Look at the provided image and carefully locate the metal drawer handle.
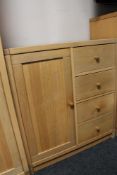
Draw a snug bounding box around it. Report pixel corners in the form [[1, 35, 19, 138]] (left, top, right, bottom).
[[96, 83, 101, 90], [96, 126, 100, 133], [94, 57, 100, 63]]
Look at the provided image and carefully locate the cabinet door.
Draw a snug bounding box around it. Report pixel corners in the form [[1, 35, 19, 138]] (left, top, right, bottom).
[[0, 75, 24, 175], [11, 49, 76, 166]]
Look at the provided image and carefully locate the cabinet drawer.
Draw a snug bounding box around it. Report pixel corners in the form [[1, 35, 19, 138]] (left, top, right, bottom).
[[78, 114, 113, 144], [75, 69, 115, 100], [77, 93, 115, 123], [73, 44, 115, 74]]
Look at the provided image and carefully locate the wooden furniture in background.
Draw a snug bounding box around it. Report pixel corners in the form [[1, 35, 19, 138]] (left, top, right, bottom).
[[0, 38, 28, 175], [4, 39, 116, 173], [90, 12, 117, 39]]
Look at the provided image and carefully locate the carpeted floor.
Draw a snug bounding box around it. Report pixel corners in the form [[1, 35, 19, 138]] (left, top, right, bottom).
[[35, 137, 117, 175]]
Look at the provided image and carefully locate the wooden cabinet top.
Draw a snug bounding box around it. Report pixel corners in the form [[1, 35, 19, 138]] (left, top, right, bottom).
[[4, 39, 116, 56]]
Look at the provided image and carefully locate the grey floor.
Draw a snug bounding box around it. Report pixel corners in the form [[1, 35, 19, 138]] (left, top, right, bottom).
[[35, 137, 117, 175]]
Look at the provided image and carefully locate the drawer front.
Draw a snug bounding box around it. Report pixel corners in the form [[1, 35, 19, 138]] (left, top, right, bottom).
[[78, 114, 113, 144], [75, 69, 115, 100], [73, 44, 115, 74], [77, 93, 115, 123]]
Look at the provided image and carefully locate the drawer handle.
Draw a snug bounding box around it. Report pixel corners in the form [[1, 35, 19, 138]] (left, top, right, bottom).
[[68, 101, 74, 108], [94, 57, 100, 63], [96, 83, 101, 90], [96, 106, 101, 112], [96, 126, 100, 133]]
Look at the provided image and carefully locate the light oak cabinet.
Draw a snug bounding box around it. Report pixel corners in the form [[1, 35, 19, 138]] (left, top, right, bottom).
[[4, 39, 116, 173], [0, 39, 28, 175], [6, 49, 76, 169], [72, 42, 116, 146]]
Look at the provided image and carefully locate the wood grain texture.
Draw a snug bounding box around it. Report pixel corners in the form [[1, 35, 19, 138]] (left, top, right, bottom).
[[5, 55, 32, 174], [90, 12, 117, 39], [77, 93, 115, 124], [72, 42, 116, 145], [115, 43, 117, 130], [4, 39, 117, 172], [0, 38, 28, 175], [75, 69, 115, 101], [73, 44, 115, 74], [11, 49, 70, 65], [70, 48, 79, 145], [11, 50, 76, 167], [4, 39, 116, 55], [0, 75, 23, 175]]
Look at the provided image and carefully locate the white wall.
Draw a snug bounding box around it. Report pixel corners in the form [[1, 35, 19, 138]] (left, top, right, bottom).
[[0, 0, 96, 48]]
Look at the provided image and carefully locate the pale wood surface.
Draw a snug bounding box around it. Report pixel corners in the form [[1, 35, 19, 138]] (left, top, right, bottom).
[[11, 49, 70, 65], [78, 114, 113, 144], [0, 169, 25, 175], [115, 43, 117, 130], [75, 39, 116, 47], [0, 38, 28, 175], [70, 48, 79, 145], [73, 44, 115, 74], [77, 93, 115, 124], [90, 12, 117, 39], [4, 39, 116, 172], [72, 42, 116, 147], [75, 69, 115, 101], [4, 39, 116, 55], [0, 76, 24, 175], [10, 49, 76, 167], [5, 55, 33, 174]]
